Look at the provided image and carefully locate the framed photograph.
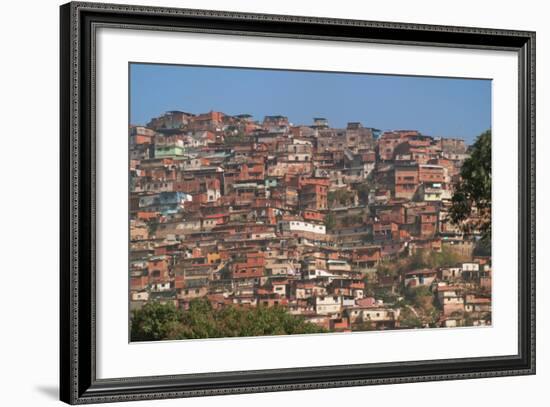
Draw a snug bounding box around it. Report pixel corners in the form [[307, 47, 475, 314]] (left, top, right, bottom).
[[60, 1, 535, 404]]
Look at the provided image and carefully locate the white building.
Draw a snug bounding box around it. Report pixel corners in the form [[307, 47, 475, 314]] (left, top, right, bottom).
[[279, 220, 326, 235], [315, 296, 342, 315]]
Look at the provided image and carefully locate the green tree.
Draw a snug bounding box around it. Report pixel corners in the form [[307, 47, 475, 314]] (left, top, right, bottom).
[[403, 286, 438, 325], [324, 212, 336, 231], [401, 248, 462, 273], [176, 297, 220, 339], [473, 237, 491, 257], [131, 299, 327, 341], [376, 260, 397, 278], [449, 130, 492, 241], [355, 182, 370, 204], [399, 306, 423, 329], [130, 301, 183, 341], [328, 189, 355, 208]]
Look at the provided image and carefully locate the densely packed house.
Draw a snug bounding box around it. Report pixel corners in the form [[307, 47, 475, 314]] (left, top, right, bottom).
[[129, 110, 492, 332]]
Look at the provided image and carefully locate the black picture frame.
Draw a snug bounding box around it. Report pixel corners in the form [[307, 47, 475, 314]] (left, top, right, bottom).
[[60, 1, 536, 404]]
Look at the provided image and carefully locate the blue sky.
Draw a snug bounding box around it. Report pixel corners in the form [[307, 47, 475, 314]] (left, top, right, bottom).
[[130, 63, 491, 144]]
